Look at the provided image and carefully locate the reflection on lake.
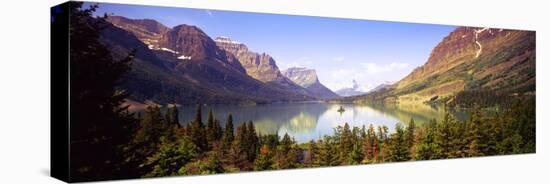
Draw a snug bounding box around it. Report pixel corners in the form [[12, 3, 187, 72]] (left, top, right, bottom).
[[175, 102, 468, 143]]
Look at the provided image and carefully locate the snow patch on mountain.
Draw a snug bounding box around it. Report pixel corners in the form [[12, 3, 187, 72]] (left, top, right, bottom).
[[177, 55, 192, 60], [160, 47, 179, 54], [214, 36, 241, 45], [474, 27, 489, 58]]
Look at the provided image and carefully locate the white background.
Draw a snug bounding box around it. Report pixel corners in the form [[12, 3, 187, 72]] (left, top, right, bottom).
[[0, 0, 548, 183]]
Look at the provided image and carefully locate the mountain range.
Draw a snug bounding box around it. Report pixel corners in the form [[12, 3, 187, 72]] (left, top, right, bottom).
[[100, 16, 535, 106], [102, 16, 338, 104]]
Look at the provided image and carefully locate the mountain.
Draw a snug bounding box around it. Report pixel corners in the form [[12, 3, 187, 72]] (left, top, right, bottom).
[[106, 16, 169, 41], [103, 16, 315, 104], [335, 80, 367, 97], [214, 36, 283, 82], [336, 27, 535, 105], [282, 67, 339, 99], [367, 81, 394, 93], [214, 36, 313, 97]]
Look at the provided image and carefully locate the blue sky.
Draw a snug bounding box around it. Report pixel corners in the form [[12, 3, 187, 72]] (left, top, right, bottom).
[[88, 2, 456, 92]]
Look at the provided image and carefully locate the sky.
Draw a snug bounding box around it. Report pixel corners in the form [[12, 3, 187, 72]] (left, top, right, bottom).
[[87, 2, 456, 92]]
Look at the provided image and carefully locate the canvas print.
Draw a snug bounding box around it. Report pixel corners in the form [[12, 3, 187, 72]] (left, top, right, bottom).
[[51, 1, 536, 182]]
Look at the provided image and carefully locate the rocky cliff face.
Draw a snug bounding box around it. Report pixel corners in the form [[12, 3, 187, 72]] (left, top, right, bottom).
[[214, 36, 314, 98], [282, 67, 338, 99], [157, 26, 246, 72], [214, 36, 286, 83]]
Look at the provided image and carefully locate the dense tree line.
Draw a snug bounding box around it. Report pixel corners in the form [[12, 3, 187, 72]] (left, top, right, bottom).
[[120, 99, 535, 177], [448, 90, 534, 109]]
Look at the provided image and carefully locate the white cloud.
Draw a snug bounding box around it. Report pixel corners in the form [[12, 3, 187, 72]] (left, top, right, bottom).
[[361, 62, 409, 75], [325, 69, 369, 91], [323, 63, 408, 92]]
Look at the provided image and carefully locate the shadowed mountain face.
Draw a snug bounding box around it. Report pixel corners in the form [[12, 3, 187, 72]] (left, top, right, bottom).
[[282, 67, 339, 99], [335, 27, 535, 105], [158, 26, 246, 73], [103, 16, 316, 104]]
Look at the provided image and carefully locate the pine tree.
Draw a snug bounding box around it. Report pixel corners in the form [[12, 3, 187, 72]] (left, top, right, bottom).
[[388, 124, 410, 162], [304, 140, 319, 167], [435, 113, 454, 158], [415, 119, 442, 160], [238, 123, 249, 158], [376, 125, 389, 162], [188, 104, 207, 151], [206, 109, 216, 144], [362, 124, 377, 163], [254, 145, 274, 171], [213, 119, 222, 141], [259, 134, 279, 150], [316, 136, 340, 166], [145, 138, 197, 177], [466, 106, 484, 157], [164, 104, 180, 129], [125, 106, 166, 176], [348, 143, 364, 165], [231, 123, 251, 169], [276, 133, 298, 169], [65, 2, 137, 180], [378, 125, 389, 141], [371, 135, 380, 162], [177, 151, 224, 175], [406, 118, 416, 151], [339, 123, 354, 163], [222, 114, 234, 149], [247, 121, 259, 162]]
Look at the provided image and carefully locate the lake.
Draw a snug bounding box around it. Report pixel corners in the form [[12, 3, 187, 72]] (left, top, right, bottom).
[[174, 102, 469, 143]]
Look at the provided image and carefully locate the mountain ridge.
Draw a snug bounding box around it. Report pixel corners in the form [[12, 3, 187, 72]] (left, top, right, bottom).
[[331, 26, 535, 106], [103, 16, 317, 104]]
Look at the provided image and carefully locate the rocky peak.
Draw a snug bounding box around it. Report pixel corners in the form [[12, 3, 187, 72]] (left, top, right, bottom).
[[159, 25, 219, 60], [282, 67, 338, 99], [215, 36, 286, 83], [282, 67, 319, 87]]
